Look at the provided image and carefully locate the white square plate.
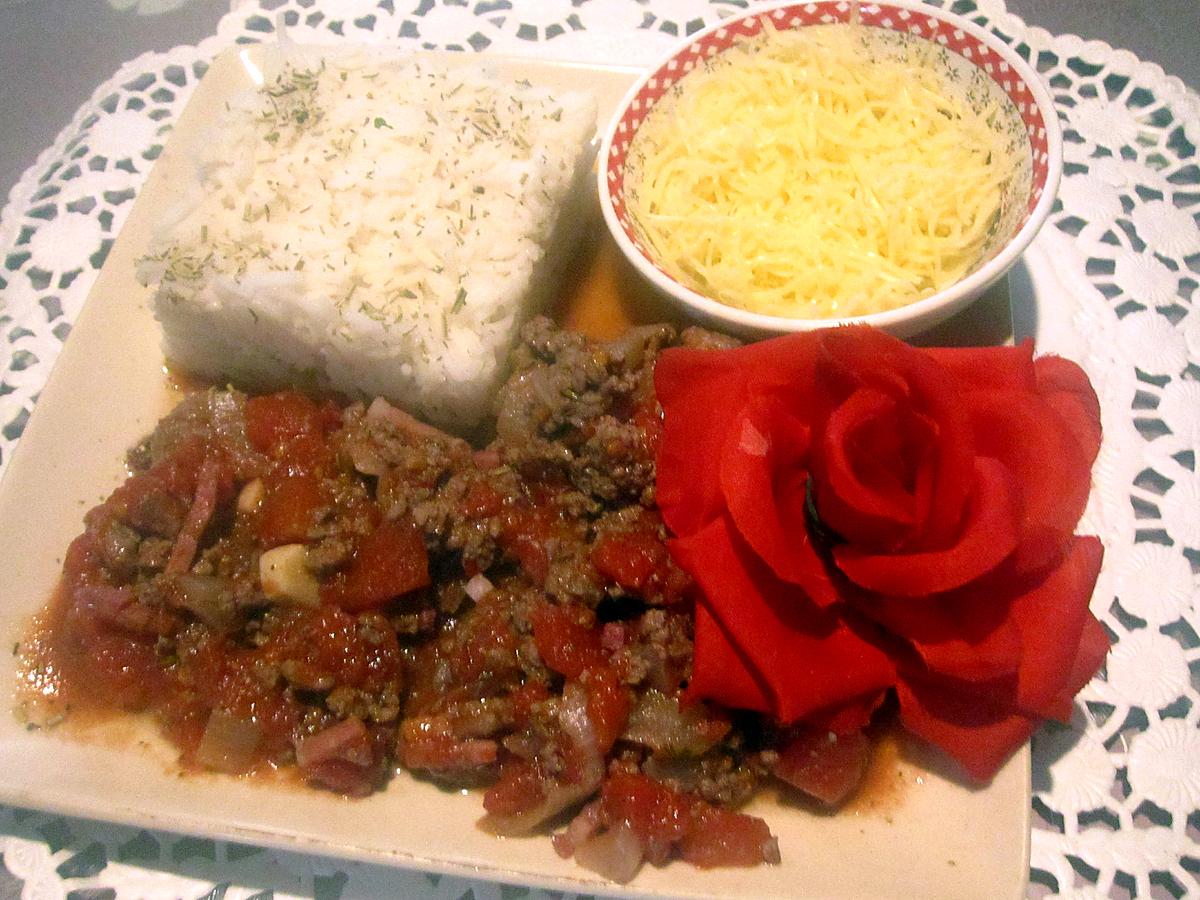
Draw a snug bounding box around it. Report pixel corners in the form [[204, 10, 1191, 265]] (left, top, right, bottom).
[[0, 45, 1029, 899]]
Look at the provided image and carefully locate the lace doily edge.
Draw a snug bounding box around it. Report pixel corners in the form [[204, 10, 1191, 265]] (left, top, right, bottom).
[[0, 34, 231, 257]]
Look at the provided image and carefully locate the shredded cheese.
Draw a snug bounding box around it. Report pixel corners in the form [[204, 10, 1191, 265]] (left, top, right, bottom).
[[628, 24, 1018, 319]]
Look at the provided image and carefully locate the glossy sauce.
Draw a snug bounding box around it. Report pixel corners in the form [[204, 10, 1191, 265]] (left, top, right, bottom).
[[16, 587, 155, 749], [842, 726, 909, 817], [553, 223, 682, 339]]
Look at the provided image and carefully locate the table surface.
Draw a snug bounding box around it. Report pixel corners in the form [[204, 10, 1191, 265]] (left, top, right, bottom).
[[0, 0, 1198, 207]]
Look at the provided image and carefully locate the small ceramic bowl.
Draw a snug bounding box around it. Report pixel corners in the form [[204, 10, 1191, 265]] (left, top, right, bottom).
[[597, 0, 1062, 338]]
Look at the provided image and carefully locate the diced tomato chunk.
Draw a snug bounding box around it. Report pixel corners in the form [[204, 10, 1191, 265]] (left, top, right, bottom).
[[774, 727, 871, 806], [461, 479, 504, 519], [602, 772, 692, 865], [257, 471, 324, 547], [66, 626, 166, 710], [499, 505, 554, 584], [531, 602, 605, 680], [454, 593, 521, 682], [322, 518, 430, 611], [631, 394, 663, 456], [509, 681, 551, 726], [596, 772, 777, 870], [244, 392, 340, 462], [591, 528, 667, 594], [483, 757, 547, 818], [582, 666, 630, 754], [679, 807, 777, 868]]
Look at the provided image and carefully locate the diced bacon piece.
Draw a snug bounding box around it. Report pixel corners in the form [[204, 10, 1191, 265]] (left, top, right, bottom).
[[473, 447, 503, 471], [400, 717, 499, 776], [553, 799, 603, 859], [75, 584, 174, 638], [295, 717, 369, 768], [166, 456, 222, 575], [296, 718, 387, 798], [600, 621, 627, 652]]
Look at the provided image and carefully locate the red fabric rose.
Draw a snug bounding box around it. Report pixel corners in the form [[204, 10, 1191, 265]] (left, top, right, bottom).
[[655, 326, 1108, 782]]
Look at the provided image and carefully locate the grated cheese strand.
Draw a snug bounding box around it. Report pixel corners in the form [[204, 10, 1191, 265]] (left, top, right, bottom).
[[628, 23, 1017, 319]]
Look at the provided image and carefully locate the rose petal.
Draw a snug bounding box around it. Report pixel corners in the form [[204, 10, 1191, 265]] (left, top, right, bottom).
[[690, 603, 773, 715], [672, 516, 895, 723], [896, 675, 1037, 782], [1011, 535, 1106, 715], [802, 691, 887, 735], [812, 388, 921, 548], [833, 457, 1020, 596], [657, 334, 831, 541], [720, 395, 838, 606], [965, 390, 1095, 573], [924, 341, 1038, 392], [863, 583, 1024, 682], [816, 328, 976, 550], [891, 538, 1107, 781], [1033, 355, 1103, 465], [1042, 612, 1111, 722], [656, 348, 749, 538]]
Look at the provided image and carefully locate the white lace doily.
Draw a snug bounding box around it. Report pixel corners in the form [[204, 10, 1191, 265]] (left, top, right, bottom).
[[1, 1, 1198, 897]]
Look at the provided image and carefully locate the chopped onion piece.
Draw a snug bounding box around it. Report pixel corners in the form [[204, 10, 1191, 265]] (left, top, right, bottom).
[[479, 779, 599, 836], [172, 574, 236, 630], [558, 682, 605, 784], [623, 689, 727, 757], [574, 823, 644, 884], [367, 397, 466, 448], [237, 478, 264, 513], [195, 709, 262, 773], [259, 544, 320, 606], [554, 799, 603, 859], [761, 836, 782, 865], [464, 573, 494, 602], [347, 443, 388, 477]]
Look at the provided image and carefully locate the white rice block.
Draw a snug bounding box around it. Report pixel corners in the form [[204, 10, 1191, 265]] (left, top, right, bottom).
[[141, 49, 597, 433]]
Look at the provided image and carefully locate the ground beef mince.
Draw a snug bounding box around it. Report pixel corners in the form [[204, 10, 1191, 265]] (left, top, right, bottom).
[[30, 318, 871, 882]]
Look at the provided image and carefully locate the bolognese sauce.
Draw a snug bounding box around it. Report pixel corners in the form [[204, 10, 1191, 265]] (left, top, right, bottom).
[[20, 318, 873, 880]]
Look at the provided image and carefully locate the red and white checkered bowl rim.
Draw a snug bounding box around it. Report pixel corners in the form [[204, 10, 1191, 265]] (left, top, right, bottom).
[[597, 0, 1064, 335]]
